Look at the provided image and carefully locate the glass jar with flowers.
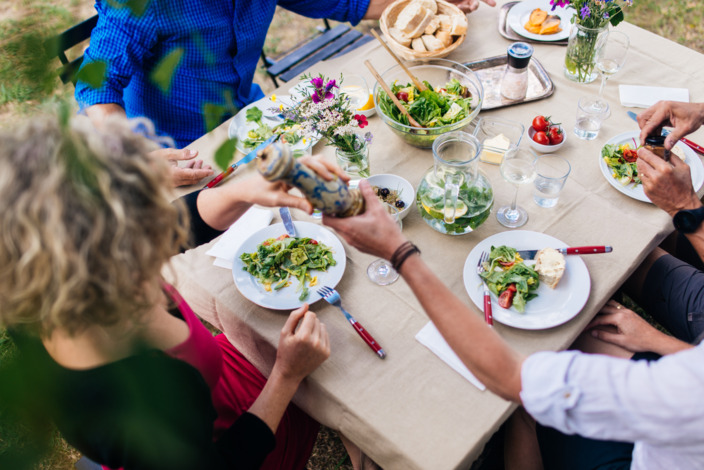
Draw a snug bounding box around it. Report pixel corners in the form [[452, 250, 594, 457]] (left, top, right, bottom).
[[550, 0, 631, 83], [281, 74, 373, 178]]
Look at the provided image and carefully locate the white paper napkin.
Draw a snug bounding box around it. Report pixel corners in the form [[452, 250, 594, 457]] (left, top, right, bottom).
[[619, 85, 689, 108], [415, 322, 486, 391], [205, 207, 274, 270]]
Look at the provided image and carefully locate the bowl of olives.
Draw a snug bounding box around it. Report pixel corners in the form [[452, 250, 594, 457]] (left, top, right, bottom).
[[366, 173, 415, 220]]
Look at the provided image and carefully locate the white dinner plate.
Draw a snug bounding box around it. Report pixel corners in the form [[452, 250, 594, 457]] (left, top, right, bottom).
[[232, 221, 346, 310], [227, 94, 317, 155], [463, 230, 591, 330], [507, 0, 575, 42], [598, 131, 704, 203]]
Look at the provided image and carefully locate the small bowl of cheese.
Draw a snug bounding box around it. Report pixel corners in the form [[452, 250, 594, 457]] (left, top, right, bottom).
[[472, 117, 525, 165]]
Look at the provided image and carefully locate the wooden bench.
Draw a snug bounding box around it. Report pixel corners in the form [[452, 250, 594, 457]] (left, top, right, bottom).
[[261, 21, 373, 87]]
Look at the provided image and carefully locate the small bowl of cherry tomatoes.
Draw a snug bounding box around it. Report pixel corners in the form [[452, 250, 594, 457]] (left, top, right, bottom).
[[528, 115, 565, 153]]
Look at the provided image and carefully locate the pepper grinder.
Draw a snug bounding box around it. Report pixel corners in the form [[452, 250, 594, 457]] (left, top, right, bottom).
[[257, 143, 365, 217], [500, 42, 534, 101]]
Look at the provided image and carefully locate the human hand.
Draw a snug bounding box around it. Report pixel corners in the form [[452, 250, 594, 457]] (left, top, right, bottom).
[[637, 101, 704, 150], [447, 0, 496, 12], [587, 300, 666, 353], [236, 154, 349, 214], [636, 147, 701, 216], [273, 304, 330, 383], [150, 148, 214, 187], [323, 179, 407, 260]]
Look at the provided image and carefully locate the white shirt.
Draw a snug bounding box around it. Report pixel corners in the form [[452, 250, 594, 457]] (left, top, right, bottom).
[[521, 343, 704, 470]]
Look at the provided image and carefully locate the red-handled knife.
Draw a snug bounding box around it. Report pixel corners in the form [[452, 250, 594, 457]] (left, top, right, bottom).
[[517, 246, 613, 260]]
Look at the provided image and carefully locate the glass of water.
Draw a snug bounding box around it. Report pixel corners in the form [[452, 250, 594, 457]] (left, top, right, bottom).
[[533, 155, 571, 208], [574, 96, 610, 140], [497, 148, 536, 228], [367, 204, 403, 285]]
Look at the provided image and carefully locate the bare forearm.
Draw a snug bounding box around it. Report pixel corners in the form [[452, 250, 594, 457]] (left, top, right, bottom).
[[648, 331, 695, 356], [247, 369, 301, 433], [398, 254, 524, 402], [364, 0, 395, 19], [195, 182, 253, 231], [84, 103, 126, 122]]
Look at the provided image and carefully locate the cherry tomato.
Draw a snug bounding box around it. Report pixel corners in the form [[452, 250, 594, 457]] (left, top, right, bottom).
[[506, 283, 517, 293], [498, 289, 516, 309], [548, 126, 564, 145], [395, 91, 409, 102], [622, 148, 638, 163], [532, 115, 550, 132], [498, 260, 515, 268], [277, 234, 289, 240], [308, 239, 318, 245], [533, 131, 550, 145]]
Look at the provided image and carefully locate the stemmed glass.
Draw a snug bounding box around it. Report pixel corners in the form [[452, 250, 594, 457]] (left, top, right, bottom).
[[496, 148, 537, 228], [367, 204, 402, 285], [595, 31, 630, 97]]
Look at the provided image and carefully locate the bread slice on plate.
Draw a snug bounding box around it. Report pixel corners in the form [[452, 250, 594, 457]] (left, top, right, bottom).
[[534, 248, 566, 289]]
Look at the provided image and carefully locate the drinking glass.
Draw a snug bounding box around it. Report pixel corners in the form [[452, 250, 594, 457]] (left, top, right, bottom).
[[497, 148, 536, 228], [574, 95, 610, 140], [340, 74, 371, 112], [595, 31, 629, 97], [533, 155, 571, 208], [367, 204, 403, 285]]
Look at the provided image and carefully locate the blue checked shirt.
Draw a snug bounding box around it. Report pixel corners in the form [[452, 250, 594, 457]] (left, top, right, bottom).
[[75, 0, 370, 148]]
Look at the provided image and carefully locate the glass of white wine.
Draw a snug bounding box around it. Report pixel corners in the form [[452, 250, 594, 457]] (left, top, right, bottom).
[[367, 204, 403, 285], [596, 31, 630, 97], [497, 148, 536, 228]]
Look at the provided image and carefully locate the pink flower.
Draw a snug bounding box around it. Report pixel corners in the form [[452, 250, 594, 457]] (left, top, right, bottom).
[[310, 77, 324, 89], [354, 114, 368, 128]]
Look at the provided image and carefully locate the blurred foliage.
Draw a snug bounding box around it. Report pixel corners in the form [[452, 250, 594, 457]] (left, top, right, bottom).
[[150, 47, 184, 94]]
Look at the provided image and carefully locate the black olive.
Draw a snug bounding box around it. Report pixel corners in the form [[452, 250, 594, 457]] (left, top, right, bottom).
[[380, 188, 390, 197], [395, 200, 405, 209]]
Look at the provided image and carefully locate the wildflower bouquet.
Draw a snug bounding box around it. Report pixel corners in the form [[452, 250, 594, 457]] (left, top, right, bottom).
[[280, 74, 372, 177], [553, 0, 632, 82], [550, 0, 629, 29]]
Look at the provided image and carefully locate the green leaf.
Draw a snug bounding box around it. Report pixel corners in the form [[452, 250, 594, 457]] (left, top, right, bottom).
[[76, 60, 107, 89], [149, 47, 184, 94], [609, 7, 624, 27], [202, 102, 226, 133], [214, 138, 238, 171], [125, 0, 150, 17]]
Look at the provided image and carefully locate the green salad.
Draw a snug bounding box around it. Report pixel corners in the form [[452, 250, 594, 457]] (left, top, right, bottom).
[[377, 78, 474, 128], [242, 106, 305, 150], [240, 235, 336, 301], [602, 142, 640, 186], [479, 245, 539, 312]]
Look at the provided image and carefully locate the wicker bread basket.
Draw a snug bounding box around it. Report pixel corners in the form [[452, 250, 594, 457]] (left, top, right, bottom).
[[379, 0, 467, 60]]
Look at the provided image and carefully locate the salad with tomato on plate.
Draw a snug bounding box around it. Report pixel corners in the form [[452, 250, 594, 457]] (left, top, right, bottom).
[[602, 142, 641, 186], [479, 245, 540, 312]]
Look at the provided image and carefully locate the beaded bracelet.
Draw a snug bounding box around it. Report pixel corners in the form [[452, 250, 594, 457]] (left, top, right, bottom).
[[390, 241, 420, 272]]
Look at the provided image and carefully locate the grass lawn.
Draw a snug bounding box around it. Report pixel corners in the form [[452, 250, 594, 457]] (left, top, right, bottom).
[[0, 1, 702, 469]]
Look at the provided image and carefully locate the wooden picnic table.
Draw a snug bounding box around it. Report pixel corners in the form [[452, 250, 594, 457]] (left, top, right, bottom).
[[168, 3, 704, 469]]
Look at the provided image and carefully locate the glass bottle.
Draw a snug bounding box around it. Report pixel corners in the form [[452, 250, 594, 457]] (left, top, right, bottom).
[[500, 42, 534, 101]]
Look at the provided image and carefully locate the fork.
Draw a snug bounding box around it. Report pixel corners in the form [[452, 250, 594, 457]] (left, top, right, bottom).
[[476, 252, 494, 327], [318, 286, 386, 359]]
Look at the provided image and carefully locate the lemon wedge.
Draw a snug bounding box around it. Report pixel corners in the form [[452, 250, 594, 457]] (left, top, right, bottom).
[[444, 201, 468, 219], [422, 201, 468, 219], [357, 94, 374, 111]]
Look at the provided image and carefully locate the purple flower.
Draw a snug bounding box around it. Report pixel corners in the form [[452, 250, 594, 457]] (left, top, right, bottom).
[[580, 4, 591, 19], [549, 0, 570, 10], [364, 131, 373, 143], [311, 93, 321, 104], [310, 76, 324, 90], [324, 79, 337, 92], [603, 12, 610, 18]]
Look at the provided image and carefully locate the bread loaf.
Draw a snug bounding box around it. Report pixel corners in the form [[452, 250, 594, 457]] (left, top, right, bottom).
[[389, 27, 413, 47], [421, 34, 444, 51], [395, 3, 434, 38], [534, 248, 566, 289], [411, 37, 427, 51], [450, 14, 468, 35]]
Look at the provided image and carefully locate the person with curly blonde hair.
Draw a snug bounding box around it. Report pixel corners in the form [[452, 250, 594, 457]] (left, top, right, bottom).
[[0, 113, 346, 470]]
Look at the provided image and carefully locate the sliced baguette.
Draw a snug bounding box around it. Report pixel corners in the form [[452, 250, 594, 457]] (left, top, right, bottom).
[[389, 27, 413, 47], [395, 3, 434, 38], [421, 34, 444, 51], [534, 248, 566, 289], [411, 37, 427, 52], [450, 14, 468, 36], [414, 0, 438, 14], [435, 30, 453, 48], [437, 14, 453, 32], [424, 16, 440, 35]]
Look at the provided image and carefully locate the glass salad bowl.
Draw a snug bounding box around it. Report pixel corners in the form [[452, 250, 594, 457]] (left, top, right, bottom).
[[373, 58, 484, 149]]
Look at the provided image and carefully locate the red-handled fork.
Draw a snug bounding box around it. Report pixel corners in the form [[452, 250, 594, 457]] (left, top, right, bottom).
[[318, 286, 386, 359], [476, 252, 493, 327]]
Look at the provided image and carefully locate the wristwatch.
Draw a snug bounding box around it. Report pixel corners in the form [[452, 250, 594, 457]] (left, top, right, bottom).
[[673, 207, 704, 233]]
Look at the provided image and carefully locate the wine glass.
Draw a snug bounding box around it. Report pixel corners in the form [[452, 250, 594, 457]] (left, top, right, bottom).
[[496, 148, 537, 228], [595, 31, 630, 97], [367, 204, 403, 285]]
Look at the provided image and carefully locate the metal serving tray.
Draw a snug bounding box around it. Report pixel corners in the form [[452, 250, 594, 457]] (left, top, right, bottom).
[[499, 1, 569, 46], [464, 55, 554, 110]]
